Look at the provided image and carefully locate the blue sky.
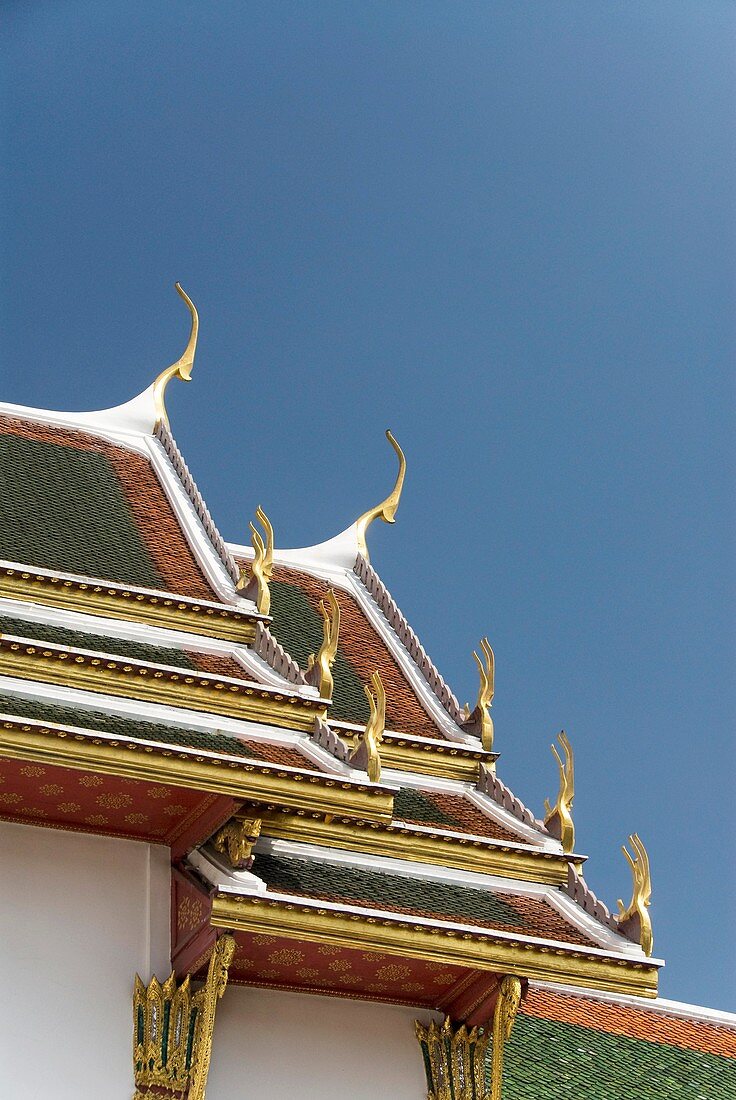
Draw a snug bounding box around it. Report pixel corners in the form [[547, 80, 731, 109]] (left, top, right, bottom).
[[2, 3, 734, 1009]]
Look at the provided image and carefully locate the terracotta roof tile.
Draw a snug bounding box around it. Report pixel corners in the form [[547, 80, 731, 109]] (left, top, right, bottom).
[[0, 415, 215, 599], [267, 565, 447, 740], [393, 787, 520, 843]]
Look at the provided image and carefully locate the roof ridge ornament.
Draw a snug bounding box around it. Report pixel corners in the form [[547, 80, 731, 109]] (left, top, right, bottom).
[[237, 506, 274, 615], [306, 588, 341, 700], [355, 430, 406, 561], [616, 832, 653, 956], [461, 636, 495, 753], [152, 282, 199, 429], [543, 730, 575, 853], [350, 670, 386, 783]]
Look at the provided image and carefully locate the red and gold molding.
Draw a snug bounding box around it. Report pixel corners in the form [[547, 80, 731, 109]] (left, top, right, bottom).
[[0, 635, 323, 732], [209, 891, 659, 999], [0, 565, 259, 644], [0, 752, 235, 849], [0, 717, 395, 821]]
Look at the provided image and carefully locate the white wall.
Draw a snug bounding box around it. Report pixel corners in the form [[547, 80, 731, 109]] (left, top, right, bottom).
[[0, 820, 170, 1100], [208, 985, 435, 1100]]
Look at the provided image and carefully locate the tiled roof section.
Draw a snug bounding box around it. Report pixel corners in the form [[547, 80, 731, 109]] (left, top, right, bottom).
[[523, 987, 736, 1058], [0, 693, 318, 770], [0, 613, 245, 681], [354, 554, 464, 723], [253, 853, 596, 944], [564, 864, 619, 934], [393, 787, 521, 843], [502, 988, 736, 1098], [0, 416, 215, 599], [266, 565, 445, 739]]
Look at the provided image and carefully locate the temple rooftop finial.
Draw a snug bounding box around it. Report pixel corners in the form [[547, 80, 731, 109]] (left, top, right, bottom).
[[355, 429, 406, 561], [152, 282, 199, 429]]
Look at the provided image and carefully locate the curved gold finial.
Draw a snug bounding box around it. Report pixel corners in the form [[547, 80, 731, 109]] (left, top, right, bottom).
[[236, 506, 274, 615], [153, 282, 199, 429], [355, 430, 406, 561], [461, 637, 495, 753], [616, 833, 653, 956], [543, 731, 575, 853], [306, 589, 341, 700], [490, 975, 523, 1100], [350, 670, 386, 783]]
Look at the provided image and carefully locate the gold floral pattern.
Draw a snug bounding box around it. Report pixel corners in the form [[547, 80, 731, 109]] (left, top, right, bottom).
[[296, 968, 320, 979], [96, 792, 133, 809], [78, 775, 104, 787], [19, 765, 45, 777], [85, 814, 109, 825], [39, 783, 63, 796], [177, 895, 206, 934], [0, 792, 22, 805], [57, 801, 82, 813], [147, 787, 172, 799], [125, 812, 148, 825], [252, 935, 277, 946], [376, 964, 411, 981], [328, 959, 351, 973], [162, 804, 186, 817], [317, 945, 342, 956], [268, 949, 304, 966]]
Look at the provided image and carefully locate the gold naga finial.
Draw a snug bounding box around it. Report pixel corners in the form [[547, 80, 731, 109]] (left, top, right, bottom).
[[355, 430, 406, 561], [462, 637, 495, 753], [543, 730, 575, 854], [350, 670, 386, 783], [152, 282, 199, 429], [306, 589, 341, 700], [236, 506, 274, 615], [616, 833, 653, 957]]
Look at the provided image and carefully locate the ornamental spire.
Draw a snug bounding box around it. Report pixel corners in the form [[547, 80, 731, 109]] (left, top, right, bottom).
[[544, 730, 575, 854], [152, 282, 199, 429], [355, 430, 406, 561]]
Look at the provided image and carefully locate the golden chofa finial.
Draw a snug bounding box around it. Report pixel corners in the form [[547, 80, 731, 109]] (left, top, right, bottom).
[[152, 282, 199, 429], [350, 670, 386, 783], [543, 731, 575, 854], [236, 507, 274, 615], [617, 833, 653, 956], [306, 589, 341, 700], [461, 637, 495, 753], [355, 430, 406, 561]]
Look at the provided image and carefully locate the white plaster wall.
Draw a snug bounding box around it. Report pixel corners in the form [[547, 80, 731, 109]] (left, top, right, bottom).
[[208, 985, 435, 1100], [0, 821, 170, 1100]]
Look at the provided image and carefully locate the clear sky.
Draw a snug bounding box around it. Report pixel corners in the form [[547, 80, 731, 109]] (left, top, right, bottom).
[[2, 3, 734, 1010]]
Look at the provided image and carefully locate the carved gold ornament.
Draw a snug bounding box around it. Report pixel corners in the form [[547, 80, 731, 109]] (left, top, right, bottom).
[[543, 730, 575, 854], [415, 976, 522, 1100], [133, 934, 235, 1100], [461, 637, 495, 753], [306, 588, 341, 700], [152, 283, 199, 430], [350, 670, 386, 783], [213, 816, 262, 868], [237, 506, 274, 615], [616, 832, 653, 957], [355, 430, 406, 561]]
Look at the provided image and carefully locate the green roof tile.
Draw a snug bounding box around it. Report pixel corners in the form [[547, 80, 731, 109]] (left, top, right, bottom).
[[269, 579, 370, 723], [393, 786, 458, 828], [0, 692, 265, 759], [0, 613, 198, 670], [254, 852, 528, 928], [0, 431, 165, 588], [499, 1014, 736, 1099]]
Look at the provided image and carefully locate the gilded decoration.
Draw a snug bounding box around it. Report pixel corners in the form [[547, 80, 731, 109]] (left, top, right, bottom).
[[133, 934, 235, 1100], [152, 283, 199, 431], [415, 976, 522, 1100], [461, 638, 495, 753], [306, 588, 341, 700], [350, 670, 386, 783], [355, 430, 406, 561], [616, 833, 653, 957], [212, 816, 262, 868], [543, 731, 575, 854], [237, 506, 274, 615]]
